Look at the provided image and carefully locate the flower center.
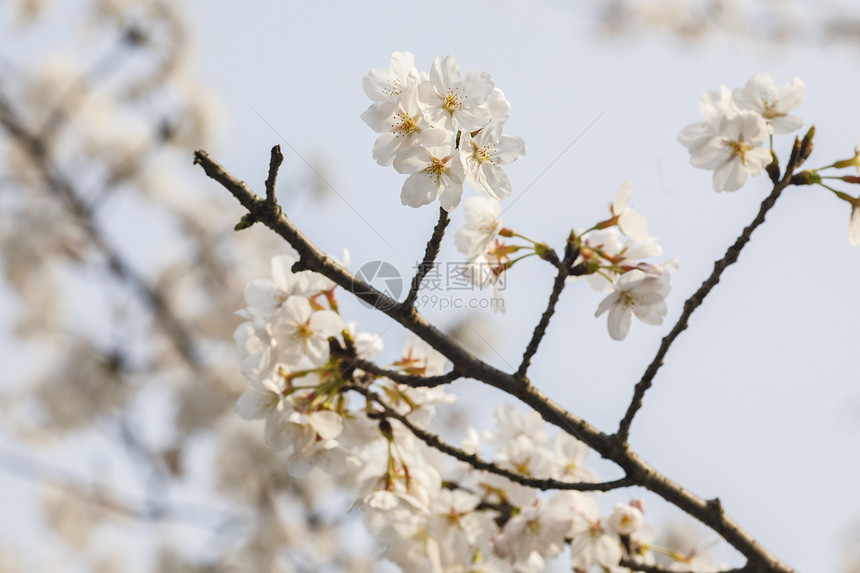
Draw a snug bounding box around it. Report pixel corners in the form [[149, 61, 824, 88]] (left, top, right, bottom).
[[424, 156, 450, 183], [443, 88, 465, 113], [761, 101, 786, 120], [393, 111, 419, 137], [471, 140, 499, 165], [723, 138, 753, 164], [619, 290, 639, 307], [382, 79, 404, 99]]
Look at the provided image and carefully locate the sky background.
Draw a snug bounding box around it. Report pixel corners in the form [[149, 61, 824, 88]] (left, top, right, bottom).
[[2, 0, 860, 571]]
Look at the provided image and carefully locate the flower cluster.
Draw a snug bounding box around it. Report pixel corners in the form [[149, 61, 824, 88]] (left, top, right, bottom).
[[362, 52, 526, 211], [679, 73, 805, 192], [230, 251, 725, 572], [453, 184, 677, 340]]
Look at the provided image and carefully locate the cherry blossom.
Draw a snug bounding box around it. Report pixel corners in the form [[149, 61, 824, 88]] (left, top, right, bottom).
[[611, 181, 649, 242], [270, 295, 344, 366], [459, 115, 526, 200], [393, 128, 465, 211], [361, 85, 428, 166], [417, 55, 495, 133], [680, 110, 771, 192], [455, 196, 504, 259], [595, 269, 672, 341], [363, 51, 420, 103], [733, 73, 805, 135], [607, 502, 644, 536]]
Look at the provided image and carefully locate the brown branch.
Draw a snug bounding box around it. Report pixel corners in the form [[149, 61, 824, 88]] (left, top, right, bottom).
[[346, 382, 632, 493], [402, 206, 450, 309], [619, 558, 750, 573], [350, 357, 461, 388], [516, 237, 578, 379], [615, 170, 795, 443], [265, 144, 284, 205], [194, 148, 798, 573]]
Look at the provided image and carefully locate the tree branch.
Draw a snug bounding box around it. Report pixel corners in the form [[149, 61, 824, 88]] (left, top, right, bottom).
[[350, 357, 461, 388], [0, 93, 202, 368], [516, 236, 578, 379], [347, 382, 632, 493], [194, 148, 798, 573], [403, 206, 450, 309], [618, 558, 750, 573], [615, 175, 794, 443], [265, 144, 284, 206]]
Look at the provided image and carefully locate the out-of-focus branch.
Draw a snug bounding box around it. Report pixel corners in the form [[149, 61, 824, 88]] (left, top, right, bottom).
[[0, 92, 202, 368], [194, 147, 798, 573], [0, 446, 244, 529]]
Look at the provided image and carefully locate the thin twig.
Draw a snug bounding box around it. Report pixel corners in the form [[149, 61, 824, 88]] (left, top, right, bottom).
[[402, 206, 450, 309], [265, 144, 284, 205], [0, 446, 243, 529], [615, 175, 794, 443], [516, 237, 578, 379], [0, 94, 201, 367], [350, 357, 461, 388], [346, 383, 632, 493]]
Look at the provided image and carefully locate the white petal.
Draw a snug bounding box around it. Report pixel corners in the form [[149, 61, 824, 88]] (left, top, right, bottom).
[[235, 387, 276, 420], [849, 207, 860, 246], [309, 411, 343, 440], [437, 179, 464, 212], [607, 304, 633, 341], [401, 172, 439, 208], [713, 159, 748, 192], [310, 309, 344, 337], [618, 209, 649, 242], [612, 181, 634, 213]]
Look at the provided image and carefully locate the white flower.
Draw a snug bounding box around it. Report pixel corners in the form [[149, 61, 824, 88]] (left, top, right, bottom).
[[417, 55, 494, 133], [595, 269, 672, 341], [483, 403, 548, 447], [499, 502, 570, 563], [400, 337, 449, 376], [427, 490, 498, 567], [495, 434, 554, 479], [680, 111, 771, 192], [733, 73, 805, 135], [611, 181, 649, 243], [361, 85, 428, 166], [607, 502, 644, 536], [393, 128, 465, 211], [455, 196, 503, 258], [270, 295, 344, 366], [242, 251, 307, 319], [562, 493, 623, 571], [363, 51, 420, 103], [551, 432, 598, 483], [459, 116, 526, 200]]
